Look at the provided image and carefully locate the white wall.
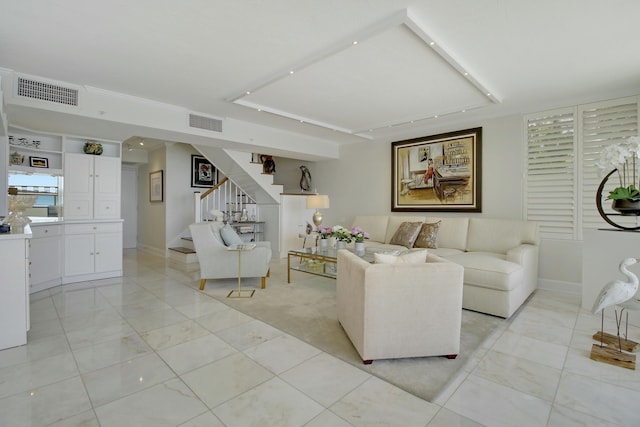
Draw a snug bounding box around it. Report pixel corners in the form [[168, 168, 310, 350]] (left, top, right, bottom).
[[138, 147, 166, 255]]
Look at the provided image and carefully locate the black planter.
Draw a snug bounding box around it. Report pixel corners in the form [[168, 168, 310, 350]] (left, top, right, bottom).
[[611, 199, 640, 216]]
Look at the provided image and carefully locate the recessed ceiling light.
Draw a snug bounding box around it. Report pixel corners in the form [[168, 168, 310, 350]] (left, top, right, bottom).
[[487, 93, 492, 97], [289, 70, 295, 74], [245, 91, 251, 95], [463, 72, 469, 76], [352, 41, 358, 45], [434, 115, 438, 118], [429, 41, 435, 46]]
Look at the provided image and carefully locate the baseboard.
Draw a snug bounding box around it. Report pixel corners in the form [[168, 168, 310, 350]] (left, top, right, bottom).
[[537, 278, 581, 296]]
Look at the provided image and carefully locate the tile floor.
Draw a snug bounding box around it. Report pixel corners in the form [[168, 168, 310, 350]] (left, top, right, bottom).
[[1, 249, 640, 426]]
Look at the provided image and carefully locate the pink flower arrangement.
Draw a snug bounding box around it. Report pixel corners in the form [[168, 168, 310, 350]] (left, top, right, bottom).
[[350, 226, 370, 243], [316, 225, 333, 239]]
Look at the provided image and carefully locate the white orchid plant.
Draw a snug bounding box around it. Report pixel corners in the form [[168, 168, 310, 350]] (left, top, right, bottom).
[[596, 136, 640, 201]]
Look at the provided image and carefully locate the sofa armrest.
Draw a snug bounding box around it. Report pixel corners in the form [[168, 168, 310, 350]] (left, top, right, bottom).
[[506, 244, 538, 266]]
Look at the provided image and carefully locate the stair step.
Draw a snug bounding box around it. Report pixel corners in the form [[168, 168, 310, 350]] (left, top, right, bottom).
[[169, 246, 196, 254]]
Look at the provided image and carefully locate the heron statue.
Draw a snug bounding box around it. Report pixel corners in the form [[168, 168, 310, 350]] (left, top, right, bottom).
[[592, 257, 640, 351]]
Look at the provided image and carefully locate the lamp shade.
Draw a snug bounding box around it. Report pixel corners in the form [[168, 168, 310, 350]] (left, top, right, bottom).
[[306, 194, 330, 209]]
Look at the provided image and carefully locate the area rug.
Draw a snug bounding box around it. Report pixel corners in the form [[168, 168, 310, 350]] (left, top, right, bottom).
[[203, 261, 506, 402]]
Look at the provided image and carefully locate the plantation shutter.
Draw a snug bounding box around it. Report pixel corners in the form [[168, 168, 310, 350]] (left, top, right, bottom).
[[580, 97, 639, 233], [525, 108, 577, 239]]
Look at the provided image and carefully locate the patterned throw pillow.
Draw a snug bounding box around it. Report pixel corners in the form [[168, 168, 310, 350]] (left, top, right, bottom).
[[389, 221, 423, 248], [374, 249, 428, 264], [413, 221, 441, 249]]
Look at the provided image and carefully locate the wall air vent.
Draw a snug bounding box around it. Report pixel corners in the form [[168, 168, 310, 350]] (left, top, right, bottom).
[[17, 77, 79, 106], [189, 113, 222, 132]]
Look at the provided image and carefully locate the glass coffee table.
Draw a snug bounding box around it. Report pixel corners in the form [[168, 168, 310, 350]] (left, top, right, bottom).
[[287, 246, 403, 283]]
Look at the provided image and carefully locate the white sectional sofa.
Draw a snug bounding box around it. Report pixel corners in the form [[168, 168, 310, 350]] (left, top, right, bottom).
[[349, 215, 540, 318]]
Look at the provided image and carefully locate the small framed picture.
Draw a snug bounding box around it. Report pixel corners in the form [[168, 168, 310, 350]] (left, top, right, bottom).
[[29, 156, 49, 168], [149, 170, 164, 202], [191, 155, 218, 188]]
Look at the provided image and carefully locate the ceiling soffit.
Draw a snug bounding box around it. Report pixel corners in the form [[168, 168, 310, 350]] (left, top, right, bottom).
[[230, 9, 499, 140]]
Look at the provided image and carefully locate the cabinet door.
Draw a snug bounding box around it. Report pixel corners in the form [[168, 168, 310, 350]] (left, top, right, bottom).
[[64, 234, 95, 276], [64, 153, 94, 219], [30, 236, 63, 286], [94, 232, 123, 273], [94, 156, 121, 219]]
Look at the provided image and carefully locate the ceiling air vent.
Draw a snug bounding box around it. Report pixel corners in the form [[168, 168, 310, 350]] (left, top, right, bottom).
[[189, 113, 222, 132], [17, 77, 79, 106]]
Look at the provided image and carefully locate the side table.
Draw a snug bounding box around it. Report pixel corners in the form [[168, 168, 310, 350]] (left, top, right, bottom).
[[227, 243, 257, 298]]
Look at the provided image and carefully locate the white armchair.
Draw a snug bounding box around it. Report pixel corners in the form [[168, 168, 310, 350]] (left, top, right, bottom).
[[336, 250, 464, 364], [189, 222, 272, 290]]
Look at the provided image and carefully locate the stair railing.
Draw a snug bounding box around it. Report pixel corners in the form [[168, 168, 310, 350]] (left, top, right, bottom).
[[193, 177, 257, 223]]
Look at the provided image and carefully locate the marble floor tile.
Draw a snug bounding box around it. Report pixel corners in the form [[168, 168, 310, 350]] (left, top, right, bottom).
[[305, 410, 354, 427], [193, 306, 254, 333], [0, 352, 79, 399], [213, 377, 324, 427], [0, 333, 70, 369], [280, 352, 370, 407], [330, 376, 440, 427], [547, 403, 619, 427], [81, 352, 175, 407], [492, 330, 568, 370], [26, 316, 65, 341], [52, 288, 113, 318], [215, 319, 285, 351], [29, 296, 59, 323], [427, 408, 485, 427], [444, 374, 552, 427], [72, 333, 152, 373], [512, 304, 578, 330], [125, 307, 189, 333], [554, 371, 640, 426], [243, 333, 321, 374], [473, 350, 562, 402], [94, 378, 208, 427], [181, 352, 274, 408], [64, 318, 136, 351], [563, 346, 640, 393], [0, 376, 91, 427], [173, 298, 229, 319], [141, 319, 210, 351], [157, 333, 237, 374], [177, 411, 225, 427], [508, 313, 575, 346]]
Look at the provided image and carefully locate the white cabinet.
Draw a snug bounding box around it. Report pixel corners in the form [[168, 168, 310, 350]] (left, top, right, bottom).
[[63, 221, 123, 283], [64, 153, 120, 220], [0, 232, 31, 350], [279, 194, 314, 258], [29, 223, 63, 293]]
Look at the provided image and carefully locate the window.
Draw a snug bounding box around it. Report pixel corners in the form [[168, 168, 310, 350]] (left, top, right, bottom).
[[525, 96, 639, 240]]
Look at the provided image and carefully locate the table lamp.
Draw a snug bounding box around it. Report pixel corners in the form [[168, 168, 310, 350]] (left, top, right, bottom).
[[306, 194, 330, 227]]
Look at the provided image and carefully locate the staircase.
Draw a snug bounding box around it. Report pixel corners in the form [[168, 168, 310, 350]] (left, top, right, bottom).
[[168, 146, 282, 266]]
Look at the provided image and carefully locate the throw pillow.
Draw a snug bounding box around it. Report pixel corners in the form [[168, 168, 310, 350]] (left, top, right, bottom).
[[374, 249, 428, 264], [389, 221, 423, 248], [220, 224, 243, 246], [413, 221, 441, 249]]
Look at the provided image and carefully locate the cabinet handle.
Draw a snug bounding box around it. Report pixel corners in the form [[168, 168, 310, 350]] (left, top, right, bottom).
[[93, 226, 97, 230], [96, 252, 100, 255], [44, 229, 48, 233], [90, 252, 94, 255]]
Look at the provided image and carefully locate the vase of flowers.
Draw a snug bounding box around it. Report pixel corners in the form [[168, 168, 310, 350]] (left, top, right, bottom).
[[597, 135, 640, 215], [351, 226, 369, 255], [331, 225, 352, 249], [316, 225, 332, 249]]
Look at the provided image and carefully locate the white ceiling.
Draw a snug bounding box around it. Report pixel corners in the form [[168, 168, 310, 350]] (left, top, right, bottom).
[[1, 0, 640, 152]]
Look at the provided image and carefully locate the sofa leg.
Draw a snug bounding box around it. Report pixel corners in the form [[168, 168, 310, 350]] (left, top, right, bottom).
[[267, 268, 271, 277], [261, 276, 266, 289], [199, 279, 206, 290], [363, 360, 373, 365], [445, 354, 458, 359]]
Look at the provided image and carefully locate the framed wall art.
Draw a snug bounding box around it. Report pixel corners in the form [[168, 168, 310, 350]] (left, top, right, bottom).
[[391, 127, 482, 212], [149, 170, 164, 202], [191, 155, 217, 188], [29, 156, 49, 168]]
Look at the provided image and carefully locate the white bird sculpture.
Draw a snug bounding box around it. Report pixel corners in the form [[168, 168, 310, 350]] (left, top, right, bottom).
[[592, 257, 640, 315], [592, 257, 640, 350]]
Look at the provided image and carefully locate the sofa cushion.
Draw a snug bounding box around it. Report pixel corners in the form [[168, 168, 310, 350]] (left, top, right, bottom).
[[351, 216, 389, 244], [220, 224, 243, 246], [425, 217, 469, 251], [414, 221, 440, 249], [446, 252, 524, 291], [466, 218, 539, 254], [374, 249, 427, 264], [389, 221, 423, 248], [384, 216, 426, 243]]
